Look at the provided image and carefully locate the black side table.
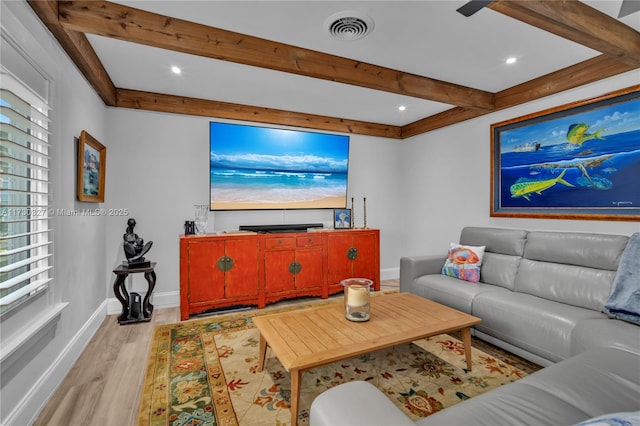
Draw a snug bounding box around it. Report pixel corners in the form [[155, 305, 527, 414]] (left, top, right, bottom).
[[112, 262, 156, 325]]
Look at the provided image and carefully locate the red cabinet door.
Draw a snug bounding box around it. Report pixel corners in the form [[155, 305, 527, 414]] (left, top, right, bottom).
[[187, 238, 260, 303], [351, 232, 378, 281], [224, 238, 260, 298], [264, 250, 295, 293], [295, 246, 323, 289], [187, 240, 226, 303]]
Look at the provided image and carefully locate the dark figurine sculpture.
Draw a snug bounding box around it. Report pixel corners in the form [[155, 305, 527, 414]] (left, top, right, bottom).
[[123, 218, 152, 267]]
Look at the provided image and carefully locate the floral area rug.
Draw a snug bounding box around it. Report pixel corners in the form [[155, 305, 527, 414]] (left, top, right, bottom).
[[137, 298, 535, 426]]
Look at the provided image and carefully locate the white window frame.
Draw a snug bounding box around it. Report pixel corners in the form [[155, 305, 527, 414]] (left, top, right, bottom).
[[1, 64, 53, 317]]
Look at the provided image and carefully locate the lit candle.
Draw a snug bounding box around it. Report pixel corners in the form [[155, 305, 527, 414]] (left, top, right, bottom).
[[348, 286, 369, 307]]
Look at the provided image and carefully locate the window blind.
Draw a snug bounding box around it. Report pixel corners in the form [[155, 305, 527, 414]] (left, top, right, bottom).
[[0, 66, 53, 316]]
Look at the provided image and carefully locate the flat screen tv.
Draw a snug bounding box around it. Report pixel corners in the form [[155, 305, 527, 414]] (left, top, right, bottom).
[[209, 122, 350, 210]]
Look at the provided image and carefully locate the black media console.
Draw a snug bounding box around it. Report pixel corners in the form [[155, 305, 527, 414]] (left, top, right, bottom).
[[239, 223, 324, 233]]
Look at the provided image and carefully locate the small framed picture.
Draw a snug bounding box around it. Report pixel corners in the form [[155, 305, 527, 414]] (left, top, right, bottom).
[[334, 209, 351, 229], [77, 130, 106, 202]]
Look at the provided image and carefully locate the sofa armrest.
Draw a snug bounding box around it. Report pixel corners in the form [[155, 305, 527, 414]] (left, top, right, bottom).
[[400, 255, 446, 293], [310, 381, 415, 426]]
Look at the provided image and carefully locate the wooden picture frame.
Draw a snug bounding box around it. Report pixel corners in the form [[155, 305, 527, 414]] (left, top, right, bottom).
[[491, 85, 640, 221], [334, 208, 352, 229], [77, 130, 106, 202]]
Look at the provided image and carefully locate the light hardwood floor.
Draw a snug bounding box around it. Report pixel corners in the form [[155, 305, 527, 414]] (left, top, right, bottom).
[[33, 280, 400, 426]]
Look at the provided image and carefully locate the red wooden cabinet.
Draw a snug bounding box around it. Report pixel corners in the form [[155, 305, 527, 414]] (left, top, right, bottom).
[[180, 229, 379, 320]]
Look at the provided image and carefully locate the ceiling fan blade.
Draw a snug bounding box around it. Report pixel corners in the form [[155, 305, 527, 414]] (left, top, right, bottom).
[[618, 0, 640, 18], [456, 0, 494, 17]]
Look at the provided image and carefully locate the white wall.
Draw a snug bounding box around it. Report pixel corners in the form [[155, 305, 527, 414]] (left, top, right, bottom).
[[104, 109, 404, 308], [1, 2, 108, 424], [399, 71, 640, 257]]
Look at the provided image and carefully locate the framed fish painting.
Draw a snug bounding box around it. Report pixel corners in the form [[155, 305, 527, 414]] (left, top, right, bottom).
[[491, 85, 640, 221]]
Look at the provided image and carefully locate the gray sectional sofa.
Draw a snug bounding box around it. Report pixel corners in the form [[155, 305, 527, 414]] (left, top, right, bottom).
[[310, 227, 640, 426]]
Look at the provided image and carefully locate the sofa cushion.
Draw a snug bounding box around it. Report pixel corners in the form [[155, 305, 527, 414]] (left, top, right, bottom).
[[472, 292, 604, 362], [460, 226, 528, 256], [410, 274, 508, 314], [515, 259, 616, 311], [524, 231, 628, 271], [478, 252, 521, 290], [520, 347, 640, 419], [416, 381, 591, 426], [570, 318, 640, 356], [441, 243, 485, 283]]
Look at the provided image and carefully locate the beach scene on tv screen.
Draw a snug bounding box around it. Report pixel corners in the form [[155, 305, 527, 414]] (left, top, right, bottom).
[[210, 122, 349, 210]]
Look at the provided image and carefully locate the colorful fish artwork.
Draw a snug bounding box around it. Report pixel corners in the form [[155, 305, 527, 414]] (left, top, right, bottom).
[[566, 123, 605, 146], [510, 169, 574, 201]]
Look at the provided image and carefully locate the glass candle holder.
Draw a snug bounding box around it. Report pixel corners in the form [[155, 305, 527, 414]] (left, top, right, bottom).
[[341, 278, 373, 322]]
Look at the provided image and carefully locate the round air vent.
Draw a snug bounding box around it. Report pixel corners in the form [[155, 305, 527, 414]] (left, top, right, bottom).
[[324, 11, 374, 41]]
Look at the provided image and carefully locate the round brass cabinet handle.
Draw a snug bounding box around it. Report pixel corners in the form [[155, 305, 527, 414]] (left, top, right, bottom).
[[217, 256, 234, 272], [347, 247, 359, 260], [289, 261, 302, 275]]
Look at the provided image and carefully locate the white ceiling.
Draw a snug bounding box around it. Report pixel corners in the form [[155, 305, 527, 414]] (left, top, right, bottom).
[[84, 0, 639, 126]]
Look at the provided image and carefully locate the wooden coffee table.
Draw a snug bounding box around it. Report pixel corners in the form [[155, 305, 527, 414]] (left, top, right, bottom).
[[253, 292, 482, 426]]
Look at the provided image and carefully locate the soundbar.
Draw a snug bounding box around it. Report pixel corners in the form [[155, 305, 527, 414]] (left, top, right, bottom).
[[239, 223, 324, 233]]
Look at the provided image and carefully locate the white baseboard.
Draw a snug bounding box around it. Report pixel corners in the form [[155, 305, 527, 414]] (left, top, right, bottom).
[[106, 290, 180, 315], [8, 300, 107, 426], [381, 267, 399, 281]]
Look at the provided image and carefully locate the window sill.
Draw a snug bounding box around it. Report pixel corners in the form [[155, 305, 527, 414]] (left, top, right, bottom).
[[0, 302, 68, 371]]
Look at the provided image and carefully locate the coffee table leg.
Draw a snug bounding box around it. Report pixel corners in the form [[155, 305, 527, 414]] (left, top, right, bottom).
[[461, 327, 473, 371], [290, 369, 301, 426], [258, 333, 267, 372]]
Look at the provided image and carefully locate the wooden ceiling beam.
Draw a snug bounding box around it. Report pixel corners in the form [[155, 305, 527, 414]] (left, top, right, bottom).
[[57, 0, 495, 110], [402, 54, 637, 138], [116, 89, 402, 139], [401, 107, 490, 138], [27, 0, 117, 106], [495, 54, 638, 110], [489, 0, 640, 66]]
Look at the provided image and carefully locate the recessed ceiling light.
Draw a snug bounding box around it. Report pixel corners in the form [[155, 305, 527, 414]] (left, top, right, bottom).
[[171, 66, 182, 74], [398, 105, 407, 111], [506, 57, 517, 65]]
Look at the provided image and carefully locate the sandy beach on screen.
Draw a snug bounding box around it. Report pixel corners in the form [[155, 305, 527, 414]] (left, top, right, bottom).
[[211, 196, 345, 210]]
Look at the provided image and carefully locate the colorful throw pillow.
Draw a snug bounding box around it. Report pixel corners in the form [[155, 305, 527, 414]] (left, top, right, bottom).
[[441, 243, 486, 283]]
